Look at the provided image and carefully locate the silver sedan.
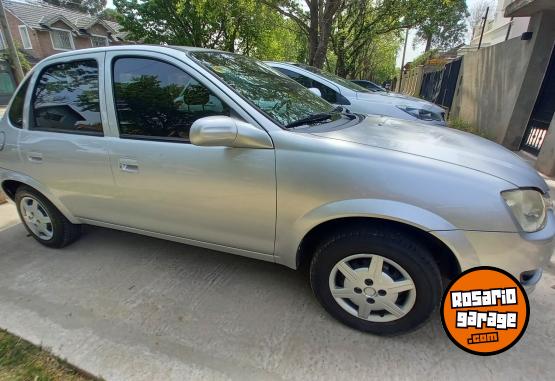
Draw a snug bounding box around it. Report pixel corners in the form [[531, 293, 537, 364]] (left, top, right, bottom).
[[0, 45, 553, 334]]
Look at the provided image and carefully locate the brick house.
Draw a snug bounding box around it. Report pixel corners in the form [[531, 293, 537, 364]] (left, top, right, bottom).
[[1, 0, 130, 63]]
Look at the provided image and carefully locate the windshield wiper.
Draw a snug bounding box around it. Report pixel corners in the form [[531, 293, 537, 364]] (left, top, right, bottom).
[[285, 113, 333, 128]]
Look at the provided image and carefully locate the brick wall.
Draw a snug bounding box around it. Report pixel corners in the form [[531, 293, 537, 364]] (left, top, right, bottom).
[[4, 11, 44, 59], [4, 13, 123, 61]]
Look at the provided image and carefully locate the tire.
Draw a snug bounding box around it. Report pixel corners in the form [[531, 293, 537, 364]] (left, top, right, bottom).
[[15, 186, 81, 248], [310, 225, 442, 335]]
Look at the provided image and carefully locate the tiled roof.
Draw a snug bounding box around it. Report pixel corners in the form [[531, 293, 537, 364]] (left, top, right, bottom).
[[4, 0, 128, 40]]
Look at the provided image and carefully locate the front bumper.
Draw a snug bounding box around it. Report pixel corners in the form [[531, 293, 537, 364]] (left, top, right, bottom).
[[432, 211, 555, 292]]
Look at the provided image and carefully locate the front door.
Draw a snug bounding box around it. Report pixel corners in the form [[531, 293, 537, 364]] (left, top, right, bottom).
[[103, 51, 276, 256]]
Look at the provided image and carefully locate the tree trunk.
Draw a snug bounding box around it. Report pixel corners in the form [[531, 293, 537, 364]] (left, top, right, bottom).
[[335, 36, 347, 77], [424, 33, 432, 52], [312, 21, 331, 68], [308, 0, 341, 69], [307, 0, 319, 65]]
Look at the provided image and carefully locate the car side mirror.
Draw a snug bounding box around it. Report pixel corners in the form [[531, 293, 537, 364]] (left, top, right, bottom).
[[190, 116, 273, 149], [308, 87, 322, 97]]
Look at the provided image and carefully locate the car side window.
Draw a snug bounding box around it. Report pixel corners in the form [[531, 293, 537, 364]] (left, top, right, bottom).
[[31, 60, 103, 135], [112, 57, 230, 142], [8, 77, 30, 128], [276, 68, 313, 88], [275, 67, 347, 105]]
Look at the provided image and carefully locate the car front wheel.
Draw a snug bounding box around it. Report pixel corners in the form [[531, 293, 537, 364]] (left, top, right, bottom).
[[310, 226, 442, 335]]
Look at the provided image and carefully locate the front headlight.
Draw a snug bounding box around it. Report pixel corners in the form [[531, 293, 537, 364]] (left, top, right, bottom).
[[396, 105, 443, 122], [501, 189, 549, 232]]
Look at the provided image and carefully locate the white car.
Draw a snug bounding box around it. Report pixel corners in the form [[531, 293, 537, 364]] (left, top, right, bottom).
[[267, 62, 446, 126]]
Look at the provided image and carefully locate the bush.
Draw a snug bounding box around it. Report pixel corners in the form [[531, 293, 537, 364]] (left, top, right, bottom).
[[448, 118, 494, 140], [1, 47, 32, 74]]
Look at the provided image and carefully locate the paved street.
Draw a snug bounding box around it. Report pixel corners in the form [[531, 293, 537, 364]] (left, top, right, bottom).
[[0, 202, 554, 381]]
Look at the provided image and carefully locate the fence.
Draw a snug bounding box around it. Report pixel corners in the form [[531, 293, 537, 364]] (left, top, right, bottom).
[[396, 59, 462, 116], [419, 58, 462, 113]]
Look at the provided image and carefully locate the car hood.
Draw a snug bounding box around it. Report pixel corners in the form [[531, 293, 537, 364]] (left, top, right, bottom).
[[356, 92, 444, 113], [311, 115, 547, 191]]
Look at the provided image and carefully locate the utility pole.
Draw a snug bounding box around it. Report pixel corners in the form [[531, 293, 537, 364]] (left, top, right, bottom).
[[0, 0, 24, 83], [398, 28, 409, 92], [478, 6, 490, 50]]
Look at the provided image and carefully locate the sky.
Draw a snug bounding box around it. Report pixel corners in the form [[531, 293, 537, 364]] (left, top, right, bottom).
[[105, 0, 489, 68]]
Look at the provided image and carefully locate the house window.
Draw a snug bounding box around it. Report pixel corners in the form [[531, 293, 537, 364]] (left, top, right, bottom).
[[50, 29, 73, 50], [90, 35, 108, 47], [18, 26, 32, 49]]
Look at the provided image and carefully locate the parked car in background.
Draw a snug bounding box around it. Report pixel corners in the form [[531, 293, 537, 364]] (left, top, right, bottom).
[[351, 79, 387, 92], [267, 62, 446, 126], [1, 46, 552, 335]]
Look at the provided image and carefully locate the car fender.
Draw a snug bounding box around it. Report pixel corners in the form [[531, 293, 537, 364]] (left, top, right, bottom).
[[0, 169, 80, 224], [275, 198, 466, 269]]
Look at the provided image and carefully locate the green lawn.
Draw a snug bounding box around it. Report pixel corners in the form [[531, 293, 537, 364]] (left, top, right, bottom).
[[0, 330, 97, 381]]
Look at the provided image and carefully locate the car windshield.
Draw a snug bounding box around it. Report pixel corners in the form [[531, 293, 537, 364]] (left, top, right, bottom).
[[294, 64, 370, 93], [190, 51, 336, 127]]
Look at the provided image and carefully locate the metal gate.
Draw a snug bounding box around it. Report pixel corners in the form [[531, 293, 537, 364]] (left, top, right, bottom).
[[521, 45, 555, 155], [420, 58, 462, 113]]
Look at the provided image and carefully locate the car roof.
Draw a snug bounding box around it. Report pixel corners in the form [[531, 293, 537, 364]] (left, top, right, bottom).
[[40, 44, 227, 61]]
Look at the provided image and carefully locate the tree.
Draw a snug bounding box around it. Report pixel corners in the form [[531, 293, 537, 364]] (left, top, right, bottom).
[[330, 0, 446, 77], [414, 0, 468, 52], [354, 33, 401, 83], [44, 0, 107, 15], [99, 8, 122, 22], [114, 0, 302, 57], [467, 0, 495, 40], [260, 0, 345, 69]]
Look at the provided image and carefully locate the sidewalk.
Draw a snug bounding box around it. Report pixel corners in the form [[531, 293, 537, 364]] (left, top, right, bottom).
[[0, 200, 554, 381]]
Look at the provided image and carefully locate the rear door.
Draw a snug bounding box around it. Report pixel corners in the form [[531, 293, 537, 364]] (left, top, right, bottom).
[[17, 52, 116, 221]]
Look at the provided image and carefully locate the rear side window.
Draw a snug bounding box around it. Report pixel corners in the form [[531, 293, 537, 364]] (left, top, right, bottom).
[[31, 60, 103, 135], [275, 67, 349, 105], [8, 78, 30, 128], [112, 57, 230, 142]]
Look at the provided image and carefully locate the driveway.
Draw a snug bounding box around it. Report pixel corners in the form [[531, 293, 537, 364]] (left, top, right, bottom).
[[0, 202, 554, 381]]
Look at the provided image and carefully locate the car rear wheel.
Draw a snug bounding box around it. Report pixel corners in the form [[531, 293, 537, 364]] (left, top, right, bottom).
[[309, 226, 442, 335], [15, 186, 81, 248]]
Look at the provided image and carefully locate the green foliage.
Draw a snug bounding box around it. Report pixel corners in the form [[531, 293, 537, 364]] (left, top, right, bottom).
[[350, 33, 401, 83], [2, 48, 32, 75], [411, 49, 439, 66], [43, 0, 107, 15], [0, 329, 96, 381], [251, 18, 307, 62], [448, 118, 493, 140], [114, 0, 303, 58], [414, 0, 468, 51], [98, 8, 122, 22], [113, 0, 469, 83]]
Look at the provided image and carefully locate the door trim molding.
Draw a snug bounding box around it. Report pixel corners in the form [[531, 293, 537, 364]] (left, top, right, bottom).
[[79, 217, 276, 262]]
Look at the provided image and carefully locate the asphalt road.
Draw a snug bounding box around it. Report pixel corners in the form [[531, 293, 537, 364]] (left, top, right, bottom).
[[0, 202, 554, 381]]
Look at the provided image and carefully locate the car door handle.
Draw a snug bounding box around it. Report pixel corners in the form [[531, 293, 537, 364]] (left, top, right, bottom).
[[119, 159, 139, 173], [27, 152, 43, 163]]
